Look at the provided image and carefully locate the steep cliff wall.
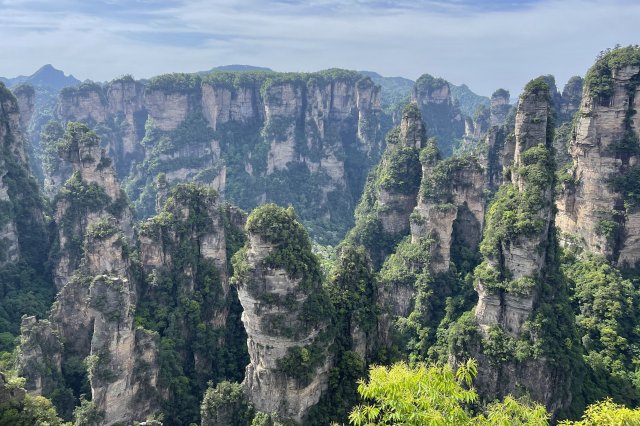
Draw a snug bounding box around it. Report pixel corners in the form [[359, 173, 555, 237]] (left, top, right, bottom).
[[342, 103, 424, 268], [412, 74, 464, 157], [19, 122, 159, 424], [0, 84, 52, 354], [135, 183, 248, 424], [459, 77, 575, 413], [233, 204, 333, 423], [50, 70, 383, 244], [411, 140, 485, 274], [557, 47, 640, 266], [0, 84, 29, 264], [489, 89, 511, 129]]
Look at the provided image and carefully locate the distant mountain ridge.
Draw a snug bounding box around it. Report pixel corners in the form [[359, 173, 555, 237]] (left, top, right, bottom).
[[201, 64, 274, 74], [0, 64, 80, 90], [359, 70, 489, 118]]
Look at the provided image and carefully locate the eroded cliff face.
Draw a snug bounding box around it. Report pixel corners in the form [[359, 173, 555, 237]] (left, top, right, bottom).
[[19, 122, 159, 424], [50, 71, 383, 244], [376, 105, 425, 235], [412, 74, 464, 157], [0, 85, 28, 264], [410, 142, 485, 274], [467, 78, 572, 413], [475, 80, 554, 337], [234, 205, 332, 423], [557, 63, 640, 266], [490, 89, 511, 127]]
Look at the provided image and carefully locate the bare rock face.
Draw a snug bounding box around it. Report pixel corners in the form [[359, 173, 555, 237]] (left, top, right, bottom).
[[376, 103, 425, 235], [559, 76, 583, 120], [557, 55, 640, 266], [464, 77, 573, 413], [55, 78, 147, 180], [412, 74, 464, 156], [0, 86, 26, 264], [201, 82, 262, 131], [490, 89, 511, 127], [475, 79, 554, 337], [16, 316, 63, 396], [18, 122, 159, 424], [234, 205, 332, 423], [410, 139, 485, 273], [12, 85, 35, 133]]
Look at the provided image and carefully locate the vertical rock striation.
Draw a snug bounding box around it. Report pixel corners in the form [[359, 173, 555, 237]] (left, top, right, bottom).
[[412, 74, 464, 157], [410, 138, 485, 274], [557, 47, 640, 266], [50, 70, 383, 244], [465, 77, 573, 413], [19, 122, 159, 424], [233, 204, 333, 423]]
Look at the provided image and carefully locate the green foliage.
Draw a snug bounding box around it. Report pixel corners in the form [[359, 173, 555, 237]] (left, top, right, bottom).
[[200, 381, 255, 426], [85, 218, 119, 240], [594, 218, 622, 244], [492, 88, 510, 99], [244, 204, 322, 288], [421, 154, 481, 204], [60, 82, 106, 105], [480, 142, 554, 260], [609, 166, 640, 212], [413, 74, 464, 157], [585, 45, 640, 101], [348, 359, 549, 426], [0, 392, 70, 426], [146, 73, 201, 93], [524, 77, 551, 100], [277, 343, 326, 385], [559, 399, 640, 425], [562, 251, 640, 406], [376, 145, 421, 195], [415, 74, 449, 94], [72, 397, 104, 426], [136, 184, 247, 425], [449, 83, 490, 118], [0, 91, 53, 352]]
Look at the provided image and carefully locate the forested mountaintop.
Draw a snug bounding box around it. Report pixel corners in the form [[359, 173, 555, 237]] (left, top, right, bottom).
[[2, 45, 640, 425]]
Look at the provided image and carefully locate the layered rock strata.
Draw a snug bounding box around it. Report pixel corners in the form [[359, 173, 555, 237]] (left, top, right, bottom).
[[412, 74, 464, 156], [51, 71, 383, 243], [469, 78, 570, 413], [234, 205, 332, 423], [19, 122, 159, 424], [557, 57, 640, 266]]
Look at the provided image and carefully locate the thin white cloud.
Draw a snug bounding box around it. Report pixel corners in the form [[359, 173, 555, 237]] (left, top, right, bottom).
[[0, 0, 637, 96]]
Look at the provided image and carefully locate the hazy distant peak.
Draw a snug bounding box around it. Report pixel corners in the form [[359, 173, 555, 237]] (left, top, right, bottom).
[[0, 64, 80, 90]]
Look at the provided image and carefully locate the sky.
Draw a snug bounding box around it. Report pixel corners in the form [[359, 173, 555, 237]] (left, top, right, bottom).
[[0, 0, 638, 96]]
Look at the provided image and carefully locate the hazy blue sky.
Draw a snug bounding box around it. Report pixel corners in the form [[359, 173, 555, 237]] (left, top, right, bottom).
[[1, 0, 638, 96]]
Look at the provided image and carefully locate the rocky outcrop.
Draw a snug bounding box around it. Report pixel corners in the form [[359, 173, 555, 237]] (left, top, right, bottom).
[[557, 53, 640, 266], [0, 85, 26, 264], [18, 122, 159, 424], [12, 85, 35, 133], [410, 139, 485, 273], [376, 103, 425, 235], [50, 71, 383, 243], [559, 76, 583, 121], [16, 317, 63, 396], [475, 78, 554, 337], [464, 77, 572, 413], [490, 89, 511, 127], [0, 372, 26, 408], [234, 205, 332, 423], [412, 74, 464, 157]]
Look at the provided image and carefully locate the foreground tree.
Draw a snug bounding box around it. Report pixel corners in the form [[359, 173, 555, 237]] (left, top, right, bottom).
[[348, 360, 547, 426]]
